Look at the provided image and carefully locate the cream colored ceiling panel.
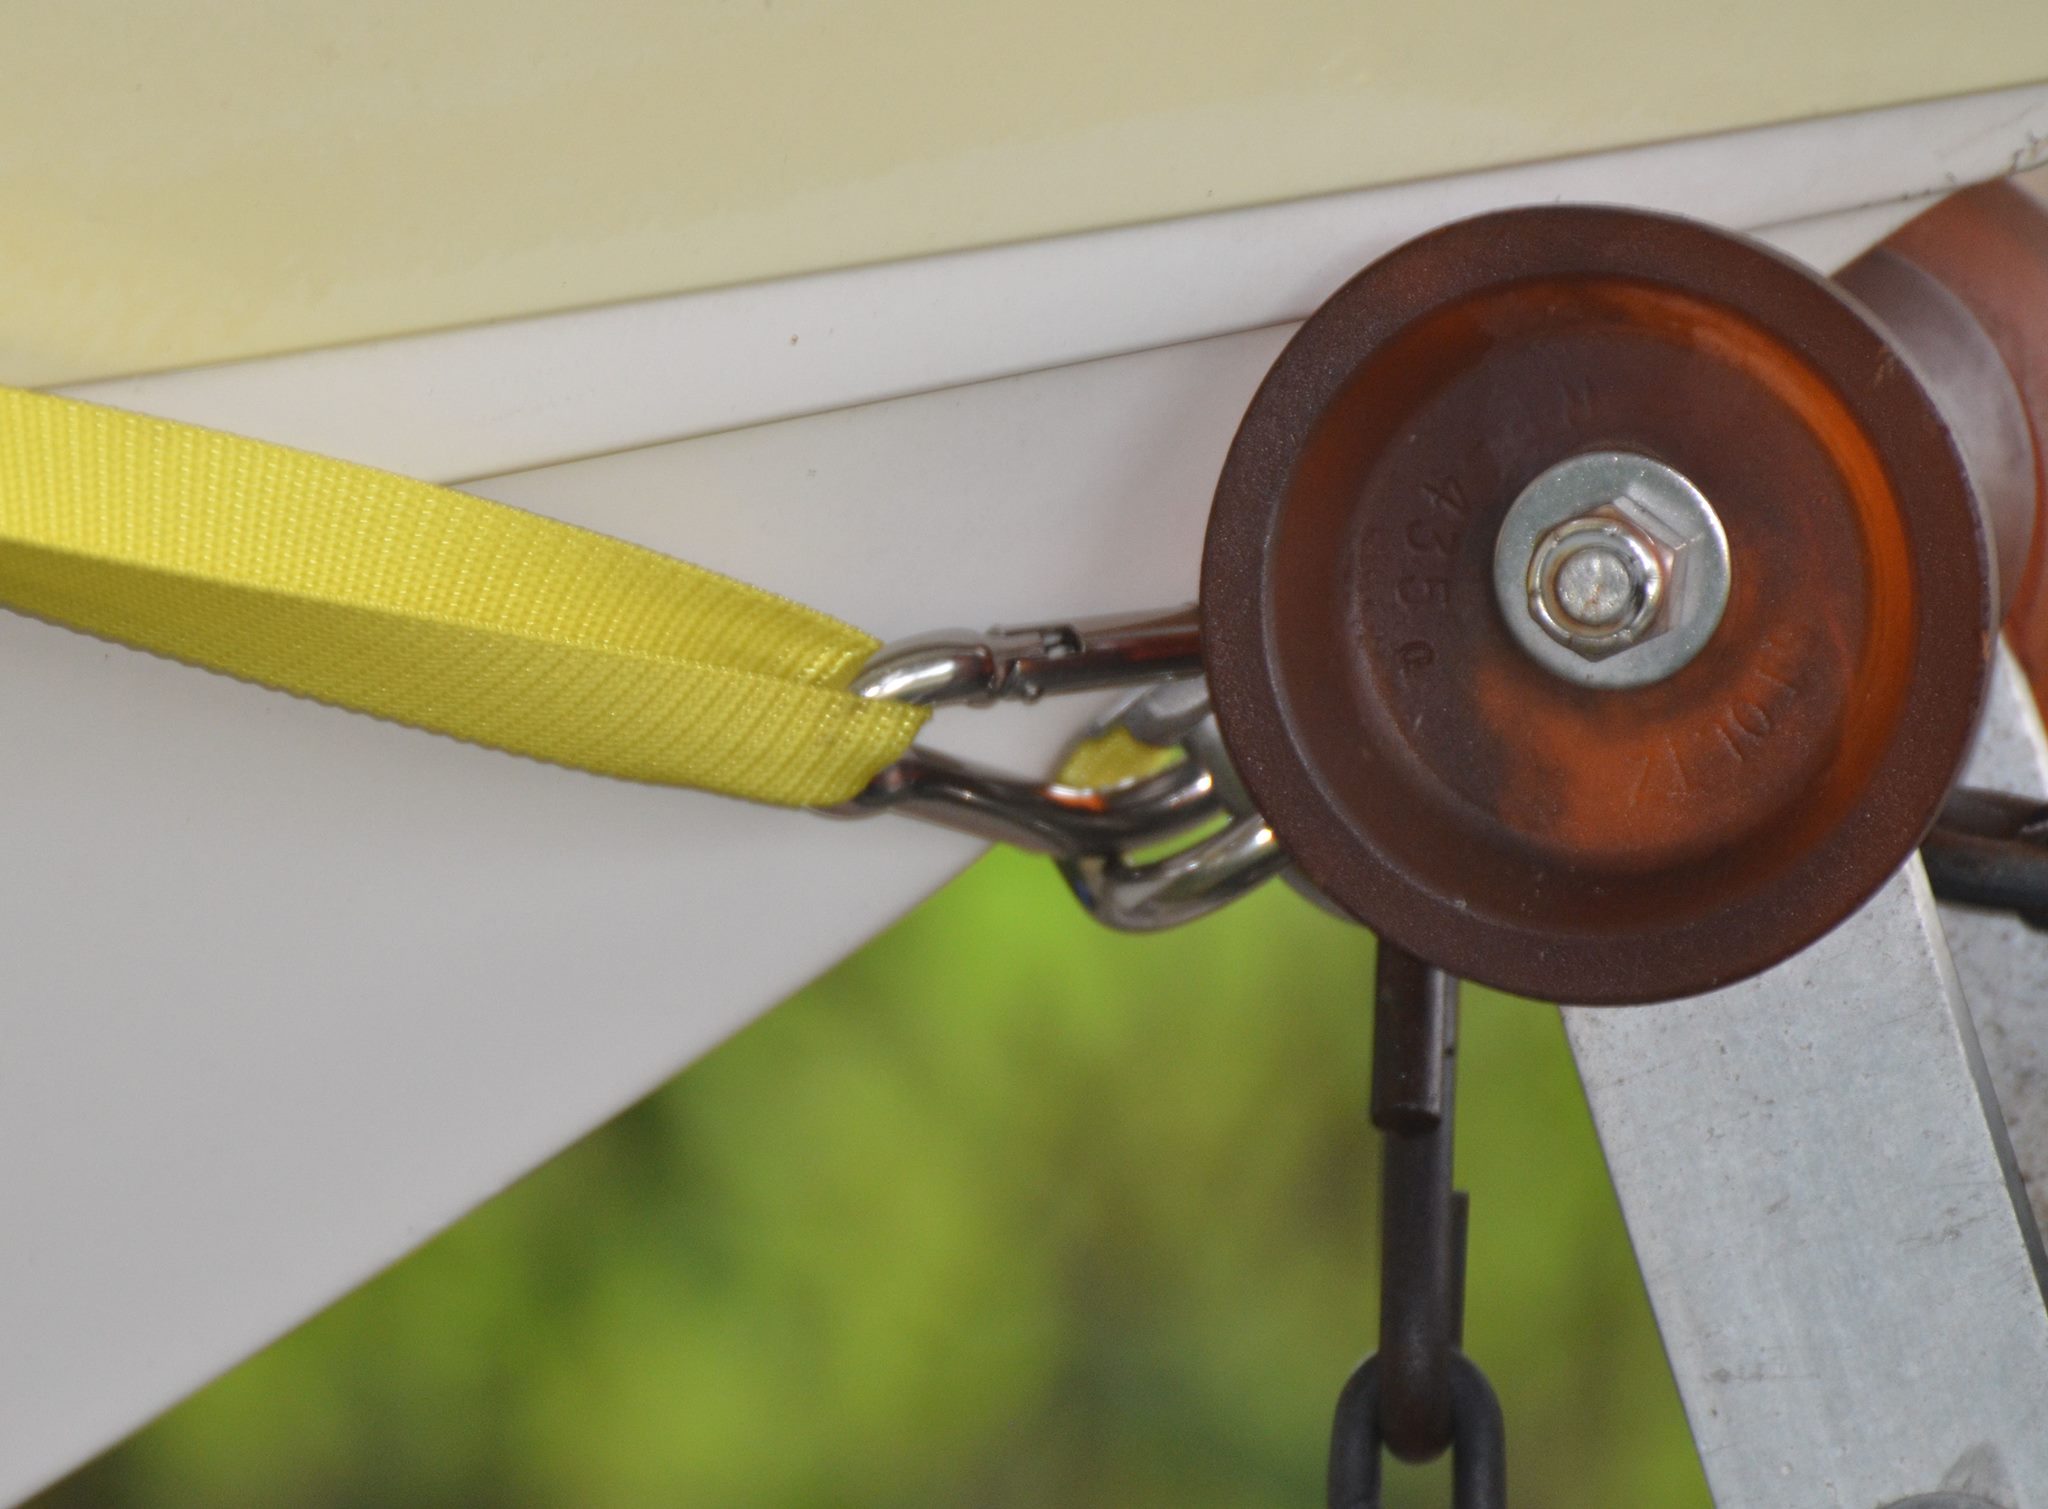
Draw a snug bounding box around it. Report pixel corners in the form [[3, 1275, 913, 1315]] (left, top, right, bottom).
[[54, 88, 2048, 483], [4, 1, 2047, 384]]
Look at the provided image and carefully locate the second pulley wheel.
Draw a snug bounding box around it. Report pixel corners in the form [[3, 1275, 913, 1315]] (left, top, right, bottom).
[[1202, 204, 2025, 1004]]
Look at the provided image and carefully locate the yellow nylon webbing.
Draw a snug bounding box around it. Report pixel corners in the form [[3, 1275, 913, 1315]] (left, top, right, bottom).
[[0, 388, 928, 806]]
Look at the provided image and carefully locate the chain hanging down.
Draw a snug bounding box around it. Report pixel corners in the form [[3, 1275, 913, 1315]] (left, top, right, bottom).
[[1327, 944, 1506, 1509]]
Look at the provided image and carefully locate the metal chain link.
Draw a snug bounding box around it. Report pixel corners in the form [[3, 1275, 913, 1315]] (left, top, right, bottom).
[[1327, 944, 1506, 1508]]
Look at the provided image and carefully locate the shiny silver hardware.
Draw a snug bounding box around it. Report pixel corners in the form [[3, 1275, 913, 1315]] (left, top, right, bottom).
[[1528, 512, 1666, 652], [848, 604, 1205, 708], [835, 604, 1209, 859], [843, 744, 1221, 859], [836, 604, 1312, 929], [1494, 450, 1731, 689], [1052, 679, 1293, 931]]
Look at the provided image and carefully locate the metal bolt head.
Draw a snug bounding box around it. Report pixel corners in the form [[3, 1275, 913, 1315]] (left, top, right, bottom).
[[1527, 511, 1667, 656], [1493, 452, 1731, 690], [1551, 535, 1645, 627]]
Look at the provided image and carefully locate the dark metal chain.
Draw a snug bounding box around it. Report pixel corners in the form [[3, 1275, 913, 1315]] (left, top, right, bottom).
[[1326, 944, 1506, 1509]]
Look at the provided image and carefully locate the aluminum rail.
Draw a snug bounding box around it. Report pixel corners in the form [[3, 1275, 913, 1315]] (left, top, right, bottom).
[[1564, 646, 2048, 1508]]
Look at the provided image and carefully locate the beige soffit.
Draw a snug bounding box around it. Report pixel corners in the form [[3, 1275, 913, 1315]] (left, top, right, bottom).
[[4, 1, 2048, 386]]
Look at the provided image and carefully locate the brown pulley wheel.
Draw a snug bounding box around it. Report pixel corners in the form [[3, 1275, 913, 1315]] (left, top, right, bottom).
[[1856, 179, 2048, 703], [1202, 205, 2005, 1005]]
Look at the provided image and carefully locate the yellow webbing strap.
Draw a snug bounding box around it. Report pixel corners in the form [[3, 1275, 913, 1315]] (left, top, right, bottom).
[[0, 388, 928, 806]]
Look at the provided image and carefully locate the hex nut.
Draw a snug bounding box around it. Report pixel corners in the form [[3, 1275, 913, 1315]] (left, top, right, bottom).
[[1493, 452, 1731, 690]]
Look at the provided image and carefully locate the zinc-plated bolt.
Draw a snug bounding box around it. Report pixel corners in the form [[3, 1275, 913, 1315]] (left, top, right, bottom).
[[1551, 532, 1649, 627], [1527, 512, 1667, 657], [1493, 452, 1731, 690]]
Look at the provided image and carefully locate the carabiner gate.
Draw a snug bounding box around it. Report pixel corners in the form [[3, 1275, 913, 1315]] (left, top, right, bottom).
[[835, 604, 1302, 930]]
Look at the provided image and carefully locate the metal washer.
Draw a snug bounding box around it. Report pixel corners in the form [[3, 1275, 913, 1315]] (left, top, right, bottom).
[[1493, 450, 1731, 688]]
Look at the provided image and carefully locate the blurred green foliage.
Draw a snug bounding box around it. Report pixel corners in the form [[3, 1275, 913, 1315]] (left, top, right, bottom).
[[36, 850, 1708, 1507]]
